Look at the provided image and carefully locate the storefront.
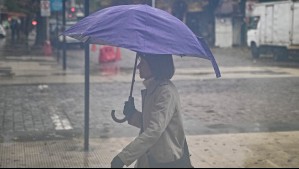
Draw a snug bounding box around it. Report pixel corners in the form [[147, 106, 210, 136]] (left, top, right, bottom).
[[214, 0, 246, 47]]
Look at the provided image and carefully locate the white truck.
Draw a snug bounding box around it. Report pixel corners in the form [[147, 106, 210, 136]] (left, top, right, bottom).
[[247, 0, 299, 60]]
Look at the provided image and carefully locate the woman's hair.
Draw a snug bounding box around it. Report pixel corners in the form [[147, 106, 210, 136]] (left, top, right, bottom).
[[138, 53, 175, 80]]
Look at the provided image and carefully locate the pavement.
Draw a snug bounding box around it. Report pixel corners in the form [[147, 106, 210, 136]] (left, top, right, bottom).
[[1, 51, 299, 85], [1, 46, 299, 168], [1, 131, 298, 168]]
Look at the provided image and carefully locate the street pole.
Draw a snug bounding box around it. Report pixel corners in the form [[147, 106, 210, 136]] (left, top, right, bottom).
[[152, 0, 155, 8], [46, 17, 49, 41], [84, 0, 90, 152], [56, 11, 59, 61], [62, 0, 67, 70], [0, 3, 2, 24], [240, 0, 247, 46]]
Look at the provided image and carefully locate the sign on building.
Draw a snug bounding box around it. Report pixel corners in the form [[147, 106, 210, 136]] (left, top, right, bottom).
[[51, 0, 62, 12], [41, 0, 51, 17]]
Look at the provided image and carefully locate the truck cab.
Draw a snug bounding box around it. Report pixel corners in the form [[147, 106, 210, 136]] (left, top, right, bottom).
[[247, 1, 299, 60]]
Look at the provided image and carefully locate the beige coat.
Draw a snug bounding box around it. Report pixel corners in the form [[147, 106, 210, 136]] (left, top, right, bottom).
[[118, 78, 186, 168]]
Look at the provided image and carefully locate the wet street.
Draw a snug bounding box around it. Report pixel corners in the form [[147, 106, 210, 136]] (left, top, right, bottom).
[[0, 37, 299, 167], [0, 37, 299, 141]]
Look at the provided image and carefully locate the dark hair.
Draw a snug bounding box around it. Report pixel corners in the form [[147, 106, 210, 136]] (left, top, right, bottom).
[[139, 53, 175, 80]]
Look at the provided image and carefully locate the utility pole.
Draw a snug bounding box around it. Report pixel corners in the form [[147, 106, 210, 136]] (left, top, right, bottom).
[[40, 0, 51, 44], [152, 0, 155, 8], [62, 0, 67, 70], [240, 0, 247, 46], [0, 0, 2, 23], [50, 0, 63, 61], [84, 0, 90, 152]]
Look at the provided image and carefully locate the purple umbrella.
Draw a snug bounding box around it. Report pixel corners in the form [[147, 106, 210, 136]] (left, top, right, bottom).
[[64, 4, 220, 77], [63, 4, 221, 122]]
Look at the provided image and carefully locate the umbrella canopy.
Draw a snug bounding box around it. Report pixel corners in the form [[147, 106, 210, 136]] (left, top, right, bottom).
[[63, 4, 221, 78]]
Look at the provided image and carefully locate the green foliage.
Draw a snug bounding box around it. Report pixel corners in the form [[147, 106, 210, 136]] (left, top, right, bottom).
[[4, 0, 40, 14], [4, 0, 20, 12]]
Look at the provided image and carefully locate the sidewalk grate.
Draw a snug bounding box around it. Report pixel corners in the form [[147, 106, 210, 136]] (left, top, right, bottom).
[[1, 132, 299, 168], [0, 139, 115, 168]]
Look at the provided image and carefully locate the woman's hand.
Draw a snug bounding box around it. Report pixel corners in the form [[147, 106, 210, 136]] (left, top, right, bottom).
[[123, 97, 136, 119], [111, 155, 124, 168]]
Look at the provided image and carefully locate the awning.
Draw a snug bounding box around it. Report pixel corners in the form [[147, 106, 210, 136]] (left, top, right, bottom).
[[0, 11, 27, 17]]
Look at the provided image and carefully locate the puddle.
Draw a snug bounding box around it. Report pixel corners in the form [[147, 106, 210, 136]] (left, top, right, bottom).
[[205, 121, 299, 135], [177, 70, 289, 76], [206, 123, 247, 133]]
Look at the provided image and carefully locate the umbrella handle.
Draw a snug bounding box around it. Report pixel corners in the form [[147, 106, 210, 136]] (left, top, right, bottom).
[[111, 110, 127, 123], [111, 55, 138, 124]]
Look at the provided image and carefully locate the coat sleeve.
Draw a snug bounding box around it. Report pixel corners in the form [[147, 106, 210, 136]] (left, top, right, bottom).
[[128, 111, 142, 128], [118, 87, 176, 166]]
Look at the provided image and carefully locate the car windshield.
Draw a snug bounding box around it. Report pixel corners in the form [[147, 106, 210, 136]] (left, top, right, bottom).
[[247, 16, 260, 30], [0, 25, 5, 35], [0, 25, 4, 31]]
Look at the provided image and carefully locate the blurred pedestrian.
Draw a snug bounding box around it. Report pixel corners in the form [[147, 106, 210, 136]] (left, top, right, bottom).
[[172, 0, 187, 21], [16, 18, 21, 40], [111, 53, 193, 168], [10, 19, 17, 43]]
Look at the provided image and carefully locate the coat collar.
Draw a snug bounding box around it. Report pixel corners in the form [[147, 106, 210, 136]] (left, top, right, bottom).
[[142, 78, 170, 95]]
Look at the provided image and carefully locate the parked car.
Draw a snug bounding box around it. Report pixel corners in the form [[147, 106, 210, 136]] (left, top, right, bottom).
[[51, 22, 83, 49], [0, 25, 6, 38]]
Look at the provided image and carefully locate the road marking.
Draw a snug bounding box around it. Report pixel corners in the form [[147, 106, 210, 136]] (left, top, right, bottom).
[[50, 114, 73, 130]]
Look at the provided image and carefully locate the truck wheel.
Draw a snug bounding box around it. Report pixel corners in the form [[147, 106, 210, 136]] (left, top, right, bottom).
[[251, 43, 260, 59], [273, 48, 288, 61]]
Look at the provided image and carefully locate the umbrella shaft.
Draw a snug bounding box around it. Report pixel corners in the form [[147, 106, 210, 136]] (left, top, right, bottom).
[[129, 55, 138, 98]]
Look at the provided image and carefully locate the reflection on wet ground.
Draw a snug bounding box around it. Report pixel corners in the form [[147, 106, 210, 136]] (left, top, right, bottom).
[[0, 30, 57, 59], [0, 40, 31, 57], [0, 76, 298, 142], [1, 82, 299, 140], [1, 33, 299, 167], [204, 122, 299, 134]]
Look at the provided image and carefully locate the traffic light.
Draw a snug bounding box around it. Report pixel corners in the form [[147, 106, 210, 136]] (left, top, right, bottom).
[[71, 7, 76, 13], [32, 20, 38, 26], [68, 7, 76, 19]]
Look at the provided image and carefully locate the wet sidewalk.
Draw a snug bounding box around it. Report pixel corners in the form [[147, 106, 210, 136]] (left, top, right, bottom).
[[1, 131, 299, 168], [1, 45, 299, 168], [1, 53, 299, 85]]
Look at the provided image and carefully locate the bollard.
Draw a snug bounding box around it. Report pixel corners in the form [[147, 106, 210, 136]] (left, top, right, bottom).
[[43, 40, 53, 56], [115, 47, 121, 61], [99, 46, 116, 63]]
